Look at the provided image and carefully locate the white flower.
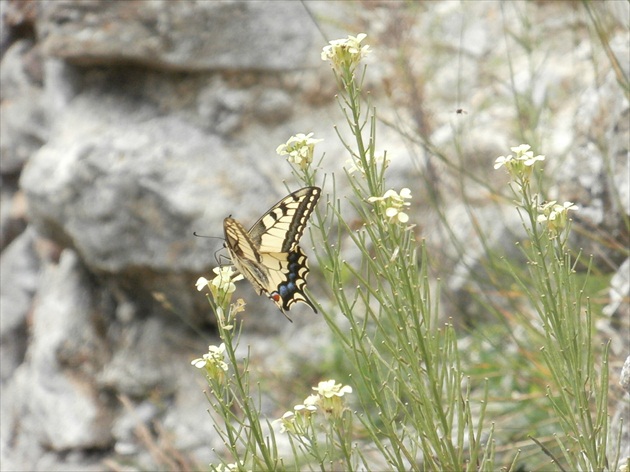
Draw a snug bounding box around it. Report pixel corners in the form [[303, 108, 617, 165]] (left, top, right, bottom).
[[196, 276, 210, 291], [196, 268, 246, 326], [211, 462, 247, 472], [368, 188, 412, 224], [510, 144, 531, 154], [276, 132, 323, 170], [197, 268, 243, 295], [294, 402, 318, 415], [494, 144, 545, 180], [313, 379, 353, 398], [321, 33, 371, 72], [191, 343, 228, 381], [302, 394, 319, 407], [522, 152, 545, 167], [211, 267, 242, 294], [493, 154, 515, 170], [273, 403, 315, 435], [311, 379, 353, 418], [273, 411, 296, 434], [199, 267, 244, 308], [537, 201, 579, 237]]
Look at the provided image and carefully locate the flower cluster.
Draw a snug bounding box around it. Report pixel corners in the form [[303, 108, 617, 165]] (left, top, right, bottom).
[[197, 267, 245, 328], [276, 132, 323, 170], [494, 144, 545, 181], [197, 267, 243, 305], [537, 200, 579, 238], [311, 379, 353, 417], [275, 399, 318, 435], [274, 379, 353, 434], [321, 33, 371, 73], [191, 343, 228, 382], [368, 188, 412, 224]]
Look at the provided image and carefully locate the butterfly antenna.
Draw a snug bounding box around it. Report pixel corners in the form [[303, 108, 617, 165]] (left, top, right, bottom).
[[193, 231, 224, 240], [193, 231, 227, 265]]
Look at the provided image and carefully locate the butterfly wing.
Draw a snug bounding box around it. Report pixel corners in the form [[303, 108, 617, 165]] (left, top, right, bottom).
[[247, 186, 321, 253], [223, 217, 267, 288], [256, 246, 317, 313], [223, 186, 321, 315]]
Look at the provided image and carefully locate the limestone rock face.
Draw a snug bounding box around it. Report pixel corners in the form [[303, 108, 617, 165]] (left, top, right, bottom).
[[38, 1, 317, 71]]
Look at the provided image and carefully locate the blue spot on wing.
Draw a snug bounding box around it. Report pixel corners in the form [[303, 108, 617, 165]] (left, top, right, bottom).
[[270, 248, 316, 313]]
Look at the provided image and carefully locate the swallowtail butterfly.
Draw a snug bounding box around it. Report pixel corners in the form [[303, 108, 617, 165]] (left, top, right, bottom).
[[223, 186, 321, 317]]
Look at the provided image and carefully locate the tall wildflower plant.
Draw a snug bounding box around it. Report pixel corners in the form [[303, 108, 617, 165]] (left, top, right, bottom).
[[494, 146, 616, 471], [293, 33, 493, 470], [193, 271, 283, 471]]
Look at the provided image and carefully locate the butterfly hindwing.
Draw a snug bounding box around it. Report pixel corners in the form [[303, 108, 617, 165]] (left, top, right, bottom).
[[223, 186, 321, 316], [258, 246, 316, 312]]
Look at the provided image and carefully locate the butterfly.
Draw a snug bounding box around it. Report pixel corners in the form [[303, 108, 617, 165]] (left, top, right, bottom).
[[223, 186, 321, 318]]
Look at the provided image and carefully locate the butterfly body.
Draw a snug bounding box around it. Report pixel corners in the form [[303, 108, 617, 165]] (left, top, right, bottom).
[[223, 186, 321, 316]]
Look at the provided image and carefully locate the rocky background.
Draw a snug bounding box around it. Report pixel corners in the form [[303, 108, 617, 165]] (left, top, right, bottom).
[[1, 1, 628, 470]]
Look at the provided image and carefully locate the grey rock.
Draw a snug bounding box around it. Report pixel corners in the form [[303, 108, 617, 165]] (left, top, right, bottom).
[[253, 88, 294, 125], [0, 90, 48, 174], [2, 249, 112, 460], [161, 356, 219, 467], [19, 92, 238, 274], [559, 41, 630, 253], [621, 356, 630, 394], [38, 1, 318, 71], [611, 355, 630, 468], [607, 104, 629, 218], [111, 398, 160, 456], [0, 39, 41, 98], [600, 258, 630, 355], [42, 58, 82, 114], [0, 177, 28, 252], [103, 322, 213, 469], [0, 228, 38, 383], [99, 316, 186, 398], [197, 83, 251, 135], [0, 39, 48, 174], [603, 258, 630, 320], [0, 0, 37, 55]]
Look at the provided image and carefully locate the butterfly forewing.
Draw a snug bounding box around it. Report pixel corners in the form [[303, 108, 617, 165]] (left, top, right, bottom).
[[248, 187, 321, 253], [224, 218, 264, 283], [222, 186, 321, 316]]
